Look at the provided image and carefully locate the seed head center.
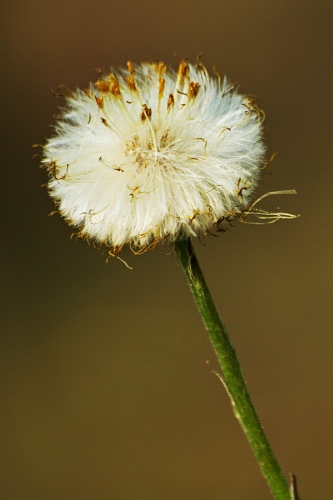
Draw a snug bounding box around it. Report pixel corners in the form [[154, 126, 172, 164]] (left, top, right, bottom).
[[125, 131, 173, 169]]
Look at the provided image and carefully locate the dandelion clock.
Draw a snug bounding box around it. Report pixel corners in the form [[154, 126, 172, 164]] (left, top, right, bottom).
[[40, 59, 299, 499]]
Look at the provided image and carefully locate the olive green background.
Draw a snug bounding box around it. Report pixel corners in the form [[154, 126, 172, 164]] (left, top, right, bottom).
[[1, 1, 332, 498]]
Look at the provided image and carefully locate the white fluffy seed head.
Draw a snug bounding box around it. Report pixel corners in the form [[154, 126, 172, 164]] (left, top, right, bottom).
[[42, 60, 266, 253]]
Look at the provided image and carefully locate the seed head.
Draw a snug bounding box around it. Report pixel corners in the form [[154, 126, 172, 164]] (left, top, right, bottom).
[[42, 60, 266, 254]]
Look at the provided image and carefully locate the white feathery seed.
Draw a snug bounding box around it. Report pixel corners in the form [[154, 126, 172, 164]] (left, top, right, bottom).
[[42, 60, 266, 253]]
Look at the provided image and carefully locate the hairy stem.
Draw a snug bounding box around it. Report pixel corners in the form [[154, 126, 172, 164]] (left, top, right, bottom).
[[174, 238, 294, 500]]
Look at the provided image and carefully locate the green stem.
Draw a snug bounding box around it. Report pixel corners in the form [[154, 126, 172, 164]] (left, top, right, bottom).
[[174, 238, 293, 500]]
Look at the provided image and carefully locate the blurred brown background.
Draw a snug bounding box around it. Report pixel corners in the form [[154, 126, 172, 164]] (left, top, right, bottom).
[[1, 1, 332, 498]]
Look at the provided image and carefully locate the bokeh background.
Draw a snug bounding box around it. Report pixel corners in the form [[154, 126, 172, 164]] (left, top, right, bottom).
[[1, 1, 332, 498]]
